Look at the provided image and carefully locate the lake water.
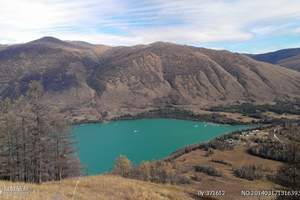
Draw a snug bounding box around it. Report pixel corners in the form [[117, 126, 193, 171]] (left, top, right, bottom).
[[73, 118, 250, 175]]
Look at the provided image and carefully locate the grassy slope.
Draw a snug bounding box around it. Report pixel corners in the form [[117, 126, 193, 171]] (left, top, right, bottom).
[[174, 146, 281, 200], [170, 128, 283, 200], [0, 175, 192, 200]]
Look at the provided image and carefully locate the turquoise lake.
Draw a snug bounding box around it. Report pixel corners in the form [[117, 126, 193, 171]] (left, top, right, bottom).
[[73, 118, 250, 175]]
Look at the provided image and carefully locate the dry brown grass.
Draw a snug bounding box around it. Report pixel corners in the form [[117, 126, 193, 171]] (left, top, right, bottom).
[[0, 175, 193, 200], [174, 145, 282, 200], [262, 111, 300, 120]]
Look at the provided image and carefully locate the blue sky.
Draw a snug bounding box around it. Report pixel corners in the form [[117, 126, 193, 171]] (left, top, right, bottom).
[[0, 0, 300, 53]]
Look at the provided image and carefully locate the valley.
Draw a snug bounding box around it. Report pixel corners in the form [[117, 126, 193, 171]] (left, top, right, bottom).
[[1, 0, 300, 199]]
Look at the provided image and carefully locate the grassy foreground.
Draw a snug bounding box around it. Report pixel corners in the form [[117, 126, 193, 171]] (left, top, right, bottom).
[[0, 175, 193, 200]]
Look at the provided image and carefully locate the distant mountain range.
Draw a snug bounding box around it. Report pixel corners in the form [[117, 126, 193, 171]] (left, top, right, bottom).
[[1, 37, 300, 122], [249, 48, 300, 71]]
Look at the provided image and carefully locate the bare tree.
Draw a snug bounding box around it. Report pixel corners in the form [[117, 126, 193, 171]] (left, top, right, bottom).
[[0, 81, 81, 183], [276, 124, 300, 200]]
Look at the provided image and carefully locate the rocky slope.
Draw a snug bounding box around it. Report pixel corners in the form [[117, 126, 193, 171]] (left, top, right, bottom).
[[1, 37, 300, 122], [250, 48, 300, 71]]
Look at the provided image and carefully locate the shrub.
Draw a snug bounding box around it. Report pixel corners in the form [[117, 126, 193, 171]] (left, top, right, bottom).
[[172, 174, 191, 184], [205, 148, 214, 157], [194, 165, 222, 177], [191, 174, 202, 182], [208, 139, 235, 150], [233, 165, 264, 180]]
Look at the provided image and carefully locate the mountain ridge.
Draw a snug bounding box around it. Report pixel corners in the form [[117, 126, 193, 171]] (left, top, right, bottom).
[[250, 48, 300, 71], [1, 37, 300, 122]]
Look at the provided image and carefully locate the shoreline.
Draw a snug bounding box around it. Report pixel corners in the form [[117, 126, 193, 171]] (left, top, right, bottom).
[[70, 107, 300, 126], [70, 108, 264, 126], [164, 123, 272, 161]]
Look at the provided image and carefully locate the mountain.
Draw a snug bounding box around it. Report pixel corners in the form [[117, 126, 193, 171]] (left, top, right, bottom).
[[1, 37, 300, 122], [0, 44, 8, 51], [250, 48, 300, 71]]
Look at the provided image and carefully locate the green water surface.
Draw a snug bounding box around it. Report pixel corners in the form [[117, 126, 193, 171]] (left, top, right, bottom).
[[73, 118, 250, 175]]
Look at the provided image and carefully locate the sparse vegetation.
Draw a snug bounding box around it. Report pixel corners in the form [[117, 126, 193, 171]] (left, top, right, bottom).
[[112, 157, 191, 185], [134, 161, 191, 184]]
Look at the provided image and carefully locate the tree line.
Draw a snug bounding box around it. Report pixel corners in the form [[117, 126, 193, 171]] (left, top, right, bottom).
[[275, 124, 300, 200], [0, 81, 81, 183]]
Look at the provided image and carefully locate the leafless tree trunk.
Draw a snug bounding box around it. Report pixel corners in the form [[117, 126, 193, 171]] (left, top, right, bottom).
[[0, 81, 81, 183]]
